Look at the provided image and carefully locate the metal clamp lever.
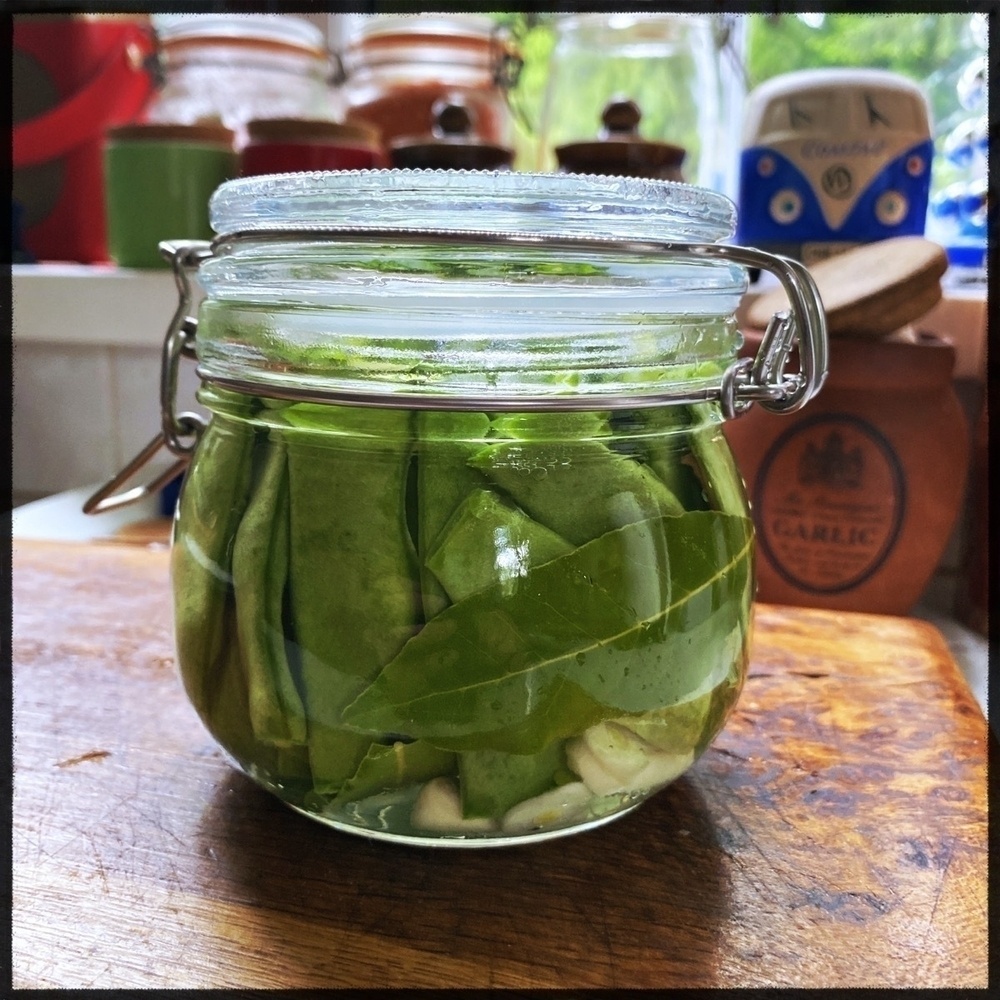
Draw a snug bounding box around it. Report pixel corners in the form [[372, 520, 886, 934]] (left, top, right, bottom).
[[81, 434, 190, 515], [83, 239, 213, 515]]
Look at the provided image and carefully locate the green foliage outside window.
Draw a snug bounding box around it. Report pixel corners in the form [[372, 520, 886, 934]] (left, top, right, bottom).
[[497, 12, 980, 195], [746, 15, 975, 132]]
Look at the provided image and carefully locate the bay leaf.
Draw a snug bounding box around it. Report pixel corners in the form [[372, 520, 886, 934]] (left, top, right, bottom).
[[330, 740, 457, 807], [425, 488, 573, 603], [470, 436, 685, 546], [415, 411, 492, 620], [342, 511, 753, 754], [616, 690, 714, 756]]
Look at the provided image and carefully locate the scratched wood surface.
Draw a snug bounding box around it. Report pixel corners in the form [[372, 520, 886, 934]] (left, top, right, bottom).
[[12, 538, 989, 989]]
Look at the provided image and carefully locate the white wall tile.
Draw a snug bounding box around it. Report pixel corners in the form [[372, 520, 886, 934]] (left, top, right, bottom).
[[110, 346, 205, 470], [13, 265, 178, 348], [12, 343, 117, 496]]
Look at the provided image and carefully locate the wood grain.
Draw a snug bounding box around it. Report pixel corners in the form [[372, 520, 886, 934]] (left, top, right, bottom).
[[12, 539, 989, 989], [745, 235, 949, 338]]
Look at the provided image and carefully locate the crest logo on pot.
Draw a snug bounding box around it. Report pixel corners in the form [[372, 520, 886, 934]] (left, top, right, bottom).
[[755, 413, 907, 594]]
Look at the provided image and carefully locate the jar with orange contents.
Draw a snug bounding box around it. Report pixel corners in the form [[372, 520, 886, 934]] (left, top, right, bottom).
[[147, 14, 339, 148], [339, 15, 520, 150]]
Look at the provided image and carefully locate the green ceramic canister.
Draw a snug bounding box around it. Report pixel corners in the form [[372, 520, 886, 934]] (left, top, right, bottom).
[[86, 170, 828, 846], [104, 122, 236, 268]]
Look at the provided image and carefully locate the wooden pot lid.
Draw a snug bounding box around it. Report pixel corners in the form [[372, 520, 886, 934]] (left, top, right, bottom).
[[245, 118, 381, 147], [106, 121, 236, 146], [745, 236, 949, 338], [555, 99, 686, 180], [389, 100, 513, 170]]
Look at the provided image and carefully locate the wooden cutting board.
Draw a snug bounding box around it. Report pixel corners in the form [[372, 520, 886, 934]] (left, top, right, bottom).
[[11, 539, 988, 989]]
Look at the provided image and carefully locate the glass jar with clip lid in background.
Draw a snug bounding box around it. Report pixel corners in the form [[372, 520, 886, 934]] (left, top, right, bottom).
[[84, 169, 827, 847], [145, 13, 340, 148], [338, 14, 522, 151], [535, 12, 746, 197]]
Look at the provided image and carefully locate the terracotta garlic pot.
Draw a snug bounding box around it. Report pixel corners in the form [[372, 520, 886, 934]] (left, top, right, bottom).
[[724, 330, 970, 616]]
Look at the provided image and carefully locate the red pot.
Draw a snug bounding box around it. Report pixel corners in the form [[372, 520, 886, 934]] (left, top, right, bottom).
[[724, 331, 970, 615], [13, 14, 157, 263], [239, 118, 387, 177]]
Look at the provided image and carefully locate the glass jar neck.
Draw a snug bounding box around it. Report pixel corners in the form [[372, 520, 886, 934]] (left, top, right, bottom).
[[193, 233, 744, 409], [161, 39, 329, 78], [189, 171, 748, 409]]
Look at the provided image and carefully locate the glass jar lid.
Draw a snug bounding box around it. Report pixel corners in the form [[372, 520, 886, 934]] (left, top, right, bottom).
[[342, 13, 511, 71], [107, 122, 236, 146], [347, 13, 500, 44], [191, 169, 757, 410], [209, 167, 736, 242], [154, 13, 327, 57]]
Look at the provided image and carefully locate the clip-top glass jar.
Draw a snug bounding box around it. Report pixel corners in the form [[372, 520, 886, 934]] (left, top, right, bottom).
[[339, 14, 520, 149], [86, 170, 826, 846], [147, 14, 338, 147]]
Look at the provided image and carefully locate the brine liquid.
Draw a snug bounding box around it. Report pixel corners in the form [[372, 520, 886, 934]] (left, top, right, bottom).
[[172, 387, 752, 844]]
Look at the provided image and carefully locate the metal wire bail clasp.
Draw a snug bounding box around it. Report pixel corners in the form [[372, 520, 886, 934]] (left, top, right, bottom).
[[83, 240, 214, 515], [710, 245, 828, 421]]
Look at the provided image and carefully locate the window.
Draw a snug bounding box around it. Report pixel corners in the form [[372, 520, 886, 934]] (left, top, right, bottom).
[[500, 12, 983, 202]]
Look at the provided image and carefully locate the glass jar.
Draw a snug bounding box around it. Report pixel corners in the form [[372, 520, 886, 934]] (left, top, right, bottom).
[[89, 170, 826, 846], [537, 13, 737, 193], [339, 14, 520, 149], [147, 14, 338, 148]]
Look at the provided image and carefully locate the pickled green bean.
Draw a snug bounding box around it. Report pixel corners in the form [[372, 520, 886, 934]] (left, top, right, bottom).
[[231, 436, 307, 747], [331, 740, 457, 807], [458, 742, 567, 820], [283, 404, 420, 791], [471, 434, 685, 546], [685, 405, 749, 515], [415, 411, 492, 618], [172, 416, 256, 719], [425, 488, 573, 602]]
